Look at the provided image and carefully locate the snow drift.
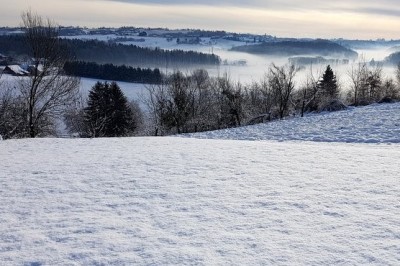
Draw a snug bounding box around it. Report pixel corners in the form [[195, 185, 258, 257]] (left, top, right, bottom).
[[185, 102, 400, 143], [1, 103, 400, 265]]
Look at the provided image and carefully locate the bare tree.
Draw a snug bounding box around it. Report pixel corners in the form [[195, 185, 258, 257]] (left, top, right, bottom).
[[380, 78, 400, 100], [215, 74, 244, 127], [0, 78, 33, 139], [63, 95, 87, 137], [19, 10, 80, 137], [396, 63, 400, 88], [188, 69, 217, 132], [245, 74, 275, 121], [296, 65, 322, 116], [366, 64, 383, 102], [348, 60, 368, 106], [268, 64, 297, 119], [143, 83, 167, 136], [348, 59, 383, 105]]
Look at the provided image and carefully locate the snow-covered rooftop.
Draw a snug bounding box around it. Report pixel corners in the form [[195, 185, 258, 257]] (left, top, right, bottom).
[[4, 65, 29, 76]]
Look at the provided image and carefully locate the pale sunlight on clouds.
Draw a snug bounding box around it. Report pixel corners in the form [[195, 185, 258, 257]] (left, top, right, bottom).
[[0, 0, 399, 39]]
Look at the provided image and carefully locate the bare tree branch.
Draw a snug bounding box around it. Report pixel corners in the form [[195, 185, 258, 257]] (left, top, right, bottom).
[[18, 9, 80, 137]]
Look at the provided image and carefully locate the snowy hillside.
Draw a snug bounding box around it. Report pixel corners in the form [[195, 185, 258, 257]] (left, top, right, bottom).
[[1, 103, 400, 265], [185, 102, 400, 143]]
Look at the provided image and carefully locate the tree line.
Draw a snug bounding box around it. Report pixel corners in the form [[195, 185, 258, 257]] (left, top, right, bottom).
[[64, 39, 221, 67], [0, 35, 221, 67], [2, 58, 400, 139], [63, 61, 162, 84], [1, 10, 400, 139], [59, 62, 400, 138], [141, 63, 400, 136]]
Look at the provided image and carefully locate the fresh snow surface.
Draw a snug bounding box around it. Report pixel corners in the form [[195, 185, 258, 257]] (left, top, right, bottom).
[[184, 102, 400, 143], [1, 137, 400, 265], [1, 103, 400, 265]]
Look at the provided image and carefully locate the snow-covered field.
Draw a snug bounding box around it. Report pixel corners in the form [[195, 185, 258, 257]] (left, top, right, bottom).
[[1, 103, 400, 265], [185, 102, 400, 143]]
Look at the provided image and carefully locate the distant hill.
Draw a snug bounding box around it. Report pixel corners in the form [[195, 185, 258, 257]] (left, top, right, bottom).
[[385, 51, 400, 65], [231, 39, 358, 59], [388, 46, 400, 53], [333, 39, 400, 50]]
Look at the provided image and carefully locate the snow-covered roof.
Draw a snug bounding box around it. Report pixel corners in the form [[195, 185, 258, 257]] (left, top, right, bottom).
[[4, 65, 30, 76]]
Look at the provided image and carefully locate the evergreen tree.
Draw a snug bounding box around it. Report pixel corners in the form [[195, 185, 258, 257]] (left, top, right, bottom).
[[317, 65, 338, 99], [84, 81, 136, 137]]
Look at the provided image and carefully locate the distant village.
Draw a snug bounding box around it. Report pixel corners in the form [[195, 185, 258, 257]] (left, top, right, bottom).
[[0, 53, 46, 76], [2, 26, 400, 76]]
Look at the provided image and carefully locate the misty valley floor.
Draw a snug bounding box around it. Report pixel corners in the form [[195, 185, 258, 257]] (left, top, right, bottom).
[[1, 137, 399, 265]]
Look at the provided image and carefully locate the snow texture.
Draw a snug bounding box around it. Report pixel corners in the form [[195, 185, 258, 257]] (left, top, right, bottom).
[[184, 102, 400, 143], [1, 103, 400, 265]]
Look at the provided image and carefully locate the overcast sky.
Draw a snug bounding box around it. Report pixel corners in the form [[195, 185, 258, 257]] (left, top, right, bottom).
[[0, 0, 399, 39]]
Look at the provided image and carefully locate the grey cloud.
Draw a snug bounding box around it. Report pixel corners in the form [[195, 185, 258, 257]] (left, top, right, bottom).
[[102, 0, 400, 17], [100, 0, 328, 10], [102, 0, 269, 6], [341, 6, 400, 17]]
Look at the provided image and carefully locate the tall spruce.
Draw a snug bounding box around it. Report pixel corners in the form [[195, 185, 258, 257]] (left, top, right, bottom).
[[318, 65, 338, 99], [85, 81, 136, 137]]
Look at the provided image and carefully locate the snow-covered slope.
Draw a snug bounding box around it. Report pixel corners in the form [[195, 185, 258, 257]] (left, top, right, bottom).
[[1, 103, 400, 265], [185, 102, 400, 143]]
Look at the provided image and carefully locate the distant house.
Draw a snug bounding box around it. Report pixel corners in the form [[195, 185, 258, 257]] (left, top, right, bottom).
[[3, 65, 30, 76]]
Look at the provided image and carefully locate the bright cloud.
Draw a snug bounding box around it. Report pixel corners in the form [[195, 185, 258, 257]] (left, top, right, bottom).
[[0, 0, 399, 39]]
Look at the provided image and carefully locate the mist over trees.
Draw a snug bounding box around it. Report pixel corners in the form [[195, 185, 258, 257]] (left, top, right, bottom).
[[347, 60, 388, 105], [231, 39, 358, 59], [0, 35, 221, 68], [385, 51, 400, 65]]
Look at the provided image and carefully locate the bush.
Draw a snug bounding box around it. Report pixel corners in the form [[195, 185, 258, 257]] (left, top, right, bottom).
[[320, 100, 347, 112]]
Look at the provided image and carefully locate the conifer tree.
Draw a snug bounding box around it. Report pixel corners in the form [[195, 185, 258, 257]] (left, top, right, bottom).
[[85, 81, 136, 137], [318, 65, 338, 99]]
